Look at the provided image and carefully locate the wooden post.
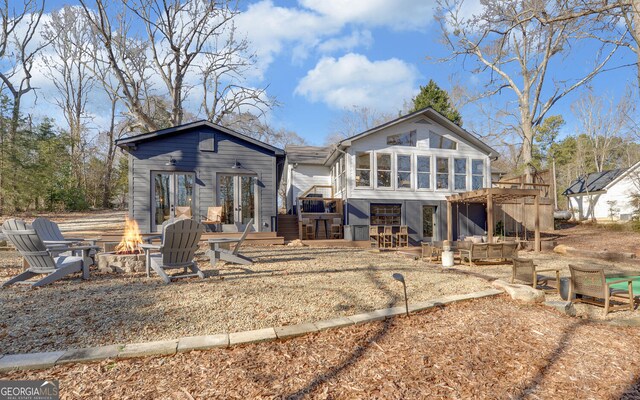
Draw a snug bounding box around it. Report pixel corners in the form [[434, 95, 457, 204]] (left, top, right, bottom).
[[447, 200, 453, 241], [487, 193, 494, 243], [534, 194, 541, 252]]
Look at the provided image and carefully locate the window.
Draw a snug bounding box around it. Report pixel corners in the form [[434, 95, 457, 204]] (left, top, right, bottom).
[[339, 157, 346, 192], [454, 158, 467, 191], [355, 152, 371, 187], [417, 156, 431, 189], [333, 156, 346, 193], [376, 153, 392, 188], [397, 155, 412, 189], [429, 131, 457, 150], [387, 130, 417, 146], [370, 203, 401, 225], [472, 159, 484, 190], [436, 157, 449, 189]]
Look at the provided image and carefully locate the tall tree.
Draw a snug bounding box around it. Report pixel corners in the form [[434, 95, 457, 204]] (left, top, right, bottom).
[[325, 105, 394, 145], [409, 79, 462, 125], [437, 0, 623, 182]]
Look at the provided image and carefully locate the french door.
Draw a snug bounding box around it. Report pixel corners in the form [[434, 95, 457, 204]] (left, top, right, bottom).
[[218, 174, 256, 231], [422, 205, 436, 241], [152, 172, 195, 232]]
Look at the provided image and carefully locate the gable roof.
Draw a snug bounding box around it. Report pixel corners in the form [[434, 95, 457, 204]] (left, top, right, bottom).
[[563, 168, 628, 195], [337, 107, 498, 158], [285, 145, 333, 165], [115, 120, 285, 156]]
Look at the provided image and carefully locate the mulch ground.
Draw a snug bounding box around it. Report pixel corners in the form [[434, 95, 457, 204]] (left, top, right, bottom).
[[554, 223, 640, 256], [3, 296, 640, 400]]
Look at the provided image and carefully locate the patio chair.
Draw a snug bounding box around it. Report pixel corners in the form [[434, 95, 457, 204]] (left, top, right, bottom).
[[202, 206, 222, 232], [207, 218, 254, 266], [369, 226, 380, 248], [330, 218, 342, 239], [380, 226, 393, 248], [32, 217, 98, 256], [140, 219, 205, 284], [459, 243, 488, 266], [175, 206, 192, 219], [396, 226, 409, 248], [511, 258, 560, 294], [568, 264, 635, 316], [421, 242, 442, 263], [2, 219, 96, 288], [502, 242, 519, 260]]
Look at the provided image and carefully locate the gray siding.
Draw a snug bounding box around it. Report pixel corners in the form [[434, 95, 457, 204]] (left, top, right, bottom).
[[128, 127, 279, 233], [345, 199, 486, 244]]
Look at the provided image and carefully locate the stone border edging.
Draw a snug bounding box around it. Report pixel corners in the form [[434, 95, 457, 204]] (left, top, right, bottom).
[[0, 288, 502, 373]]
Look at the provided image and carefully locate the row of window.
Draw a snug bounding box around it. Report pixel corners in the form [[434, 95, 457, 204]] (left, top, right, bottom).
[[355, 152, 485, 191], [331, 156, 346, 194], [386, 130, 457, 150]]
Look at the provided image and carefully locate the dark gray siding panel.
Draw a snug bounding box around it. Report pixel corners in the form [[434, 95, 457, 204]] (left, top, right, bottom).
[[127, 127, 279, 233]]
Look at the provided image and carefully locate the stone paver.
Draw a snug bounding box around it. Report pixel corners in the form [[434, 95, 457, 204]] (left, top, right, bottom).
[[0, 351, 65, 372], [57, 345, 121, 364], [314, 317, 354, 331], [275, 323, 318, 340], [177, 334, 229, 353], [118, 339, 178, 359], [347, 311, 387, 325], [229, 328, 277, 346]]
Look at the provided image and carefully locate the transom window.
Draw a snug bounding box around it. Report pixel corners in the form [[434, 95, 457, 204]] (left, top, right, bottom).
[[429, 131, 457, 150], [356, 152, 371, 187], [472, 159, 485, 190], [370, 203, 401, 225], [436, 157, 449, 189], [454, 158, 467, 191], [387, 130, 417, 147], [417, 156, 430, 189], [376, 153, 392, 188], [397, 155, 412, 189]]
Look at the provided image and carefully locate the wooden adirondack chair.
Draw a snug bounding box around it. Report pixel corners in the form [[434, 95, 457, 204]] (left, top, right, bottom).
[[140, 219, 205, 284], [207, 219, 254, 266], [2, 219, 95, 288], [32, 217, 98, 257]]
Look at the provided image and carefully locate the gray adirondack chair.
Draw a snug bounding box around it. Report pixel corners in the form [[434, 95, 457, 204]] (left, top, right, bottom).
[[32, 217, 98, 257], [2, 219, 94, 288], [207, 218, 254, 266], [140, 219, 205, 284]]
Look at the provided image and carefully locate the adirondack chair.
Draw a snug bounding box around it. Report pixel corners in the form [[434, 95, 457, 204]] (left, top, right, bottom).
[[32, 217, 98, 257], [2, 219, 95, 288], [207, 218, 254, 266], [140, 219, 205, 284]]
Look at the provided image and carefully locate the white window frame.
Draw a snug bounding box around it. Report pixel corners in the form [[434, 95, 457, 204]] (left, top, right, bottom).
[[454, 157, 467, 192], [471, 159, 485, 190], [416, 155, 432, 191], [396, 153, 413, 190], [435, 156, 450, 191], [375, 152, 393, 190], [355, 152, 372, 189]]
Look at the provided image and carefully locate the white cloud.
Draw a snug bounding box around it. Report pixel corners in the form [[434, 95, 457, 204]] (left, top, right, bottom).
[[295, 53, 419, 112], [317, 30, 373, 54]]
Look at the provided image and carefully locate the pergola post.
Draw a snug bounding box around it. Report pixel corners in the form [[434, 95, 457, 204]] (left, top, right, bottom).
[[487, 193, 493, 243], [534, 194, 540, 252], [447, 200, 453, 241]]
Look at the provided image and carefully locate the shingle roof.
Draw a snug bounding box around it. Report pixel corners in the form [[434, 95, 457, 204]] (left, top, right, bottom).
[[563, 168, 627, 195], [285, 145, 333, 165]]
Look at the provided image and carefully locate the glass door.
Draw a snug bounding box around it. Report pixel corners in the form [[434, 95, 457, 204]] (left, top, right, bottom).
[[218, 174, 256, 231], [152, 172, 195, 232], [422, 205, 436, 241]]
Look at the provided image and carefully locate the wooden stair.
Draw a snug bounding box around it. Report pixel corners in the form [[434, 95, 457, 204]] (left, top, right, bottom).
[[277, 215, 300, 241]]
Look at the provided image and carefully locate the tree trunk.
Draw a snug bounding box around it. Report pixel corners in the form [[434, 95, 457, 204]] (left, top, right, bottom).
[[102, 97, 118, 208], [520, 114, 535, 184]]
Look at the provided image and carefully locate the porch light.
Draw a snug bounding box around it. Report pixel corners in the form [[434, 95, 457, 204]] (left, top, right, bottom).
[[392, 273, 409, 317], [231, 160, 243, 169], [165, 157, 177, 166]]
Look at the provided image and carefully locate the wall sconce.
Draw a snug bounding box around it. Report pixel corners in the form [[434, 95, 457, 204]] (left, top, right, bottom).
[[165, 157, 177, 166]]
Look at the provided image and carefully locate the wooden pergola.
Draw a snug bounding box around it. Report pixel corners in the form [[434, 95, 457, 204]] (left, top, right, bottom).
[[446, 188, 541, 252]]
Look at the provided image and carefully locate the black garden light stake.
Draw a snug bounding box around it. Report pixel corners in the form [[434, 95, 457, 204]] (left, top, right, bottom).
[[392, 273, 409, 317]]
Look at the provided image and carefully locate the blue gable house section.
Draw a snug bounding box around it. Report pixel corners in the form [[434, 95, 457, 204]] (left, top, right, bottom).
[[116, 121, 284, 234]]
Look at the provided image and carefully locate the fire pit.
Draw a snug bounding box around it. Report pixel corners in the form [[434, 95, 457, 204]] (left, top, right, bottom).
[[97, 217, 147, 273]]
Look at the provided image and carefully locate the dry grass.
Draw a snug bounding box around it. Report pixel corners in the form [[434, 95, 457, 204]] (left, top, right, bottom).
[[2, 296, 640, 399]]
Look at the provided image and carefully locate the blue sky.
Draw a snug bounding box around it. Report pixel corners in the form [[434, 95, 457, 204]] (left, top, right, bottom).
[[26, 0, 640, 147]]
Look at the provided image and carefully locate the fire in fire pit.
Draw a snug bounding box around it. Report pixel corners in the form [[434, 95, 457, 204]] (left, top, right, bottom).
[[115, 217, 144, 255]]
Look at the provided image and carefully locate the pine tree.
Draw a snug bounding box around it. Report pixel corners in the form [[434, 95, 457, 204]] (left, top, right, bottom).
[[410, 80, 462, 126]]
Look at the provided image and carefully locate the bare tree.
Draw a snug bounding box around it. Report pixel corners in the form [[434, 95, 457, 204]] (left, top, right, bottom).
[[325, 105, 395, 145], [42, 6, 97, 190], [572, 89, 635, 172], [79, 0, 272, 133], [0, 0, 48, 212], [437, 0, 623, 182]]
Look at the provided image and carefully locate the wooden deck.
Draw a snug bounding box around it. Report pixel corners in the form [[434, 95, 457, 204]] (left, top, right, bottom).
[[97, 231, 285, 247], [300, 239, 370, 248]]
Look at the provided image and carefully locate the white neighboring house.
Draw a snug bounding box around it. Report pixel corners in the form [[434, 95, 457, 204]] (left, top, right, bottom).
[[281, 107, 499, 243], [563, 162, 640, 221]]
